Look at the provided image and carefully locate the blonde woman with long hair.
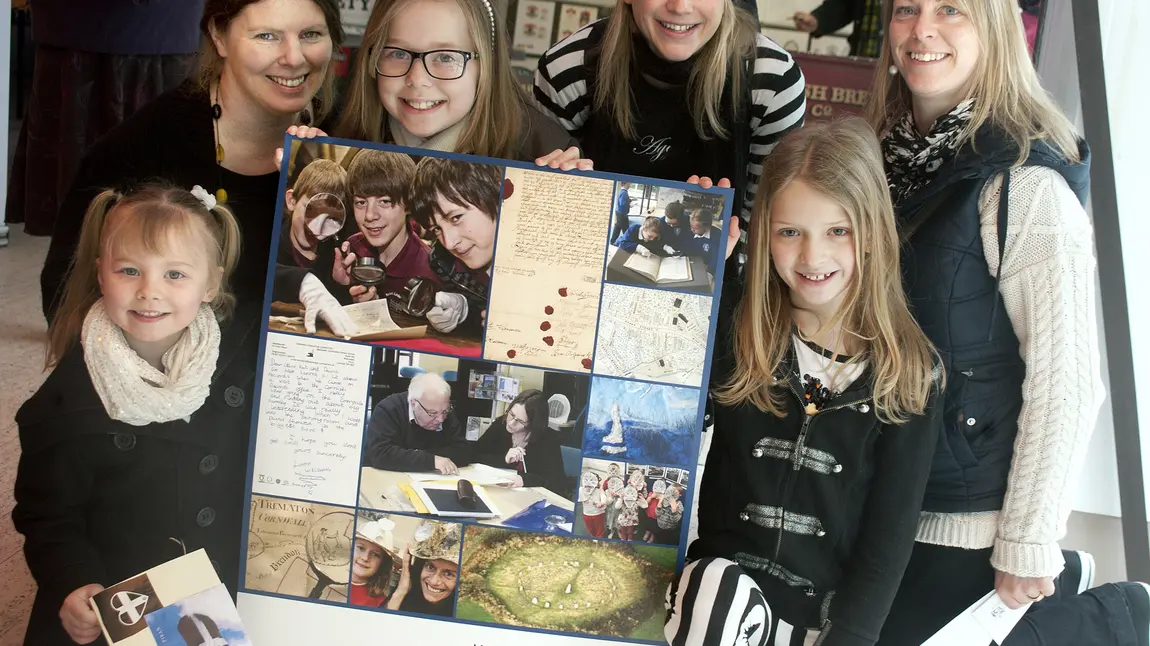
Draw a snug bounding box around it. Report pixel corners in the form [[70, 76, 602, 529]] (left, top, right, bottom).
[[867, 1, 1149, 644], [533, 0, 805, 225], [669, 118, 943, 646]]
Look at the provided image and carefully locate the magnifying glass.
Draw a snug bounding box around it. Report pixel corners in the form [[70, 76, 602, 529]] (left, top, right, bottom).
[[384, 277, 439, 318], [302, 192, 348, 244], [349, 256, 386, 286]]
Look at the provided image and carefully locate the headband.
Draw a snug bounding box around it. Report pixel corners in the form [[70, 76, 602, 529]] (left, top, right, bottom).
[[479, 0, 495, 46]]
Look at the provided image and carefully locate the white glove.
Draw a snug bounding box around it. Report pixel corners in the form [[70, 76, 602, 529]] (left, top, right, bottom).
[[299, 273, 357, 337], [635, 245, 652, 258], [426, 292, 469, 333], [662, 244, 677, 255]]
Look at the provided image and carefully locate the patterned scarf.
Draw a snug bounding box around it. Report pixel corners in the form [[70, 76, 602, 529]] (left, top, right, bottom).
[[882, 99, 975, 206], [81, 299, 220, 426]]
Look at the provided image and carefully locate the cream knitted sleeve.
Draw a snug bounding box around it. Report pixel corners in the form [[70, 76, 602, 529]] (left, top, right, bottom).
[[979, 166, 1106, 578]]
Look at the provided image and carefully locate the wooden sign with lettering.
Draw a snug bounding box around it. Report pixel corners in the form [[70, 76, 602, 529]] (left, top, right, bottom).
[[793, 52, 879, 123]]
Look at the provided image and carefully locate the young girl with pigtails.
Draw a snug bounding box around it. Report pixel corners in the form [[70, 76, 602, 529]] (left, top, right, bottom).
[[13, 183, 255, 645]]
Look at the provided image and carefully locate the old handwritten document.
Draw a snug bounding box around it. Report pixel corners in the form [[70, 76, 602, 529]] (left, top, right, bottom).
[[484, 168, 614, 372]]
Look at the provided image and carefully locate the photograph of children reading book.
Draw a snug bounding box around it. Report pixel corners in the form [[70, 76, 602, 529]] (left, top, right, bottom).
[[357, 348, 588, 528], [604, 183, 726, 295], [268, 140, 505, 358]]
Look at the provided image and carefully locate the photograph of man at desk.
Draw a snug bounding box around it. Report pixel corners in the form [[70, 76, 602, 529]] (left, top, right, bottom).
[[604, 183, 726, 295], [268, 141, 502, 359], [357, 349, 590, 534]]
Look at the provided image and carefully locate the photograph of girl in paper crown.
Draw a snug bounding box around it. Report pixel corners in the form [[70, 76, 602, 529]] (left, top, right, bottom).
[[350, 513, 463, 618]]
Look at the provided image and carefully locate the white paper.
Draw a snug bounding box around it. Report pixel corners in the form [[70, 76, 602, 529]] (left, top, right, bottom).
[[251, 334, 371, 506], [971, 592, 1030, 643], [920, 591, 1028, 646], [342, 299, 401, 335]]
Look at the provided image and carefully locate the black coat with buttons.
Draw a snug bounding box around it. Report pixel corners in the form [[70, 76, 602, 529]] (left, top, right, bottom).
[[690, 338, 943, 646], [12, 303, 260, 646]]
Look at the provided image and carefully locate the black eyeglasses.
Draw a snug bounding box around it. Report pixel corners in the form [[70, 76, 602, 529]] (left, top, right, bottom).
[[374, 46, 478, 80]]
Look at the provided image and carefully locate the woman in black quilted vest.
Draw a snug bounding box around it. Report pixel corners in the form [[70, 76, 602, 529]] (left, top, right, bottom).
[[868, 1, 1147, 644]]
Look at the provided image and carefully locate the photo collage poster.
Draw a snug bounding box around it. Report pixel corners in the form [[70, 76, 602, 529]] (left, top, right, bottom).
[[236, 136, 733, 645]]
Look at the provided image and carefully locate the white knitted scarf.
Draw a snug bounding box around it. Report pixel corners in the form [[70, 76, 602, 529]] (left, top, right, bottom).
[[81, 299, 221, 426]]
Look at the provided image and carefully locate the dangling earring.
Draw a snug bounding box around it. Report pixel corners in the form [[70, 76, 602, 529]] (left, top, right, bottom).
[[211, 81, 227, 204]]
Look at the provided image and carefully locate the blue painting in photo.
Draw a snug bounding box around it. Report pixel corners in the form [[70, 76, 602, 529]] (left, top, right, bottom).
[[580, 376, 700, 467], [145, 584, 253, 646]]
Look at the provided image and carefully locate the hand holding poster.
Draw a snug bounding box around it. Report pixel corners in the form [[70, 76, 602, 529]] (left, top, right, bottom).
[[238, 136, 733, 645]]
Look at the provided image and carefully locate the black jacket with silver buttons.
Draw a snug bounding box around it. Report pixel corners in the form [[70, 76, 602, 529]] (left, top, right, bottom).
[[13, 303, 260, 646], [690, 339, 942, 646]]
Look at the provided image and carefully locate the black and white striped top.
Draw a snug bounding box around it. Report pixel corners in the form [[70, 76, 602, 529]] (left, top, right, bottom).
[[533, 19, 806, 224]]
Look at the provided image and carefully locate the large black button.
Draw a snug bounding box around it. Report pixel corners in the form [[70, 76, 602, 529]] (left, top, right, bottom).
[[224, 386, 245, 407], [113, 432, 136, 451], [199, 454, 219, 475], [196, 507, 217, 527]]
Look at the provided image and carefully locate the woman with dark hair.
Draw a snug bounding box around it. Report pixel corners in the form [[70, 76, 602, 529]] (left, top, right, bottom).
[[40, 0, 347, 332], [18, 3, 343, 644], [474, 389, 567, 494], [387, 521, 461, 618]]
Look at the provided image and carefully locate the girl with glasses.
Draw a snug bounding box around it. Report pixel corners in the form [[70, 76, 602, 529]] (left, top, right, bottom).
[[473, 389, 567, 494], [332, 0, 592, 169]]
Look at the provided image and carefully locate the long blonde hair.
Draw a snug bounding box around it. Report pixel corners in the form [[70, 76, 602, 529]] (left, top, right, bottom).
[[594, 1, 758, 141], [335, 0, 529, 159], [47, 184, 243, 369], [716, 118, 937, 423], [865, 0, 1080, 164]]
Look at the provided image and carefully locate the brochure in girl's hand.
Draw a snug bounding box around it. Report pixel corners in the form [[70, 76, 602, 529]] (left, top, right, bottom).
[[89, 550, 246, 646], [236, 136, 734, 646]]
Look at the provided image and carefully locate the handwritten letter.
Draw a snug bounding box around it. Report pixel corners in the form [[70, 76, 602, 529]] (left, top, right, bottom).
[[251, 333, 371, 506], [484, 168, 614, 371]]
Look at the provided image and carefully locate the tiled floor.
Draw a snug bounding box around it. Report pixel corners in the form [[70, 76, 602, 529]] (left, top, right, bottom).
[[0, 226, 50, 645]]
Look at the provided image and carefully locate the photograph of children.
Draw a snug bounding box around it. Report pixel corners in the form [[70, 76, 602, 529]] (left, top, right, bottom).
[[574, 459, 687, 546], [604, 183, 727, 295], [267, 142, 503, 358], [145, 584, 253, 646], [357, 349, 589, 527], [580, 375, 701, 467], [350, 512, 463, 618], [244, 496, 355, 603], [457, 526, 676, 640]]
